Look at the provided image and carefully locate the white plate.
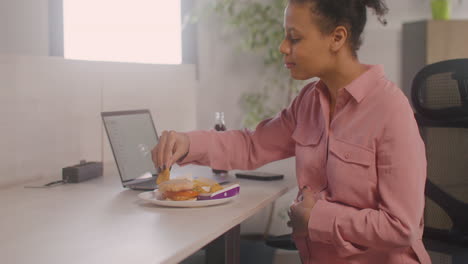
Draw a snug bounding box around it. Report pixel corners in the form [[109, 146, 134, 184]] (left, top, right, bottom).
[[138, 190, 238, 208]]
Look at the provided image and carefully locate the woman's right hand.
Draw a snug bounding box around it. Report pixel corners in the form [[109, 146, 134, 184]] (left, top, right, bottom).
[[151, 130, 190, 170]]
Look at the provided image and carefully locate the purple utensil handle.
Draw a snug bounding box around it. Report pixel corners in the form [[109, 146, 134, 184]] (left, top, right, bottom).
[[198, 185, 240, 200]]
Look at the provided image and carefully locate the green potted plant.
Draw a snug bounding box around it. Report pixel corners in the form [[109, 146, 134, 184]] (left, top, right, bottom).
[[210, 0, 303, 129], [431, 0, 451, 20]]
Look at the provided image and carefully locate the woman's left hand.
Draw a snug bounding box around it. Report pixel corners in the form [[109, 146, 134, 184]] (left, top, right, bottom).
[[288, 187, 316, 237]]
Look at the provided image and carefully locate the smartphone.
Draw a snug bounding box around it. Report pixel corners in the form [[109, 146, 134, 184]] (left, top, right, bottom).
[[235, 171, 284, 181]]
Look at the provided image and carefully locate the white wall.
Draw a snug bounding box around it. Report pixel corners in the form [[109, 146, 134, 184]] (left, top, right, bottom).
[[0, 55, 197, 187], [0, 0, 49, 56], [0, 1, 198, 187], [196, 14, 266, 130]]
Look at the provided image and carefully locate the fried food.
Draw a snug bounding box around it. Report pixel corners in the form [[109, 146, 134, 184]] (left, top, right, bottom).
[[210, 184, 223, 193], [193, 177, 223, 193], [156, 168, 170, 185], [156, 176, 226, 201], [158, 179, 194, 192], [158, 179, 198, 201], [164, 190, 199, 201]]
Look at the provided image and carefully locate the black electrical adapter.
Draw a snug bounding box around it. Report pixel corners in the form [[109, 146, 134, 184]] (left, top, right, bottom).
[[62, 160, 103, 183]]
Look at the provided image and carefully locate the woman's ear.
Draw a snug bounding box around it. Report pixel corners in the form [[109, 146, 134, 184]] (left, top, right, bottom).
[[330, 26, 348, 53]]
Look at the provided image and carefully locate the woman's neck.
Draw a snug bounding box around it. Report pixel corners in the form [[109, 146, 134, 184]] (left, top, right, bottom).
[[321, 57, 368, 103]]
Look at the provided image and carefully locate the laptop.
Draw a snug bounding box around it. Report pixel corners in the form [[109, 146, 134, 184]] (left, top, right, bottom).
[[101, 109, 160, 190]]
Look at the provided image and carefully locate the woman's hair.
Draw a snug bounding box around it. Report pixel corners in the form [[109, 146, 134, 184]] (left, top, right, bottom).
[[289, 0, 388, 56]]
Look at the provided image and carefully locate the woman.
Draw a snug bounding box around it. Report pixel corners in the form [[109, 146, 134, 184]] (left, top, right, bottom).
[[152, 0, 431, 263]]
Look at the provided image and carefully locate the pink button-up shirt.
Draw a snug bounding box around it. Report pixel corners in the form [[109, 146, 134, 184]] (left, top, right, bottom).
[[180, 65, 431, 264]]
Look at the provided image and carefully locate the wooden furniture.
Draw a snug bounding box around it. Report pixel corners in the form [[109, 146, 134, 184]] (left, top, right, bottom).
[[402, 20, 468, 97]]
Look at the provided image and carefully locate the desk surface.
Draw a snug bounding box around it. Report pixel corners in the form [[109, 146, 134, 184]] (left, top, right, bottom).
[[0, 164, 295, 264]]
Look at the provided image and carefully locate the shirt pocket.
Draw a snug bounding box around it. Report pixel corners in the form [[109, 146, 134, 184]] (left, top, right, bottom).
[[292, 127, 327, 192], [292, 126, 323, 146], [327, 137, 375, 208], [292, 101, 325, 148]]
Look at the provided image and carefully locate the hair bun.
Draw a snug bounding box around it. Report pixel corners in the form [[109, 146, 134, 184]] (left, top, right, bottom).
[[361, 0, 388, 25]]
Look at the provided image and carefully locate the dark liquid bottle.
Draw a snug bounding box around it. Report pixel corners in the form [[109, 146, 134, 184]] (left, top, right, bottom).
[[212, 112, 228, 175]]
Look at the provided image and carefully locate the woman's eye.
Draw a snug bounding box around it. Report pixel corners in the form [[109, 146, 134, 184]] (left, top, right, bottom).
[[290, 37, 300, 44]]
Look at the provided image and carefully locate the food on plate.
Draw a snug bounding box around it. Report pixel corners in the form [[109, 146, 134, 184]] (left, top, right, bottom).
[[158, 179, 199, 201], [156, 176, 240, 201], [197, 183, 240, 200], [192, 177, 224, 194], [156, 168, 170, 185]]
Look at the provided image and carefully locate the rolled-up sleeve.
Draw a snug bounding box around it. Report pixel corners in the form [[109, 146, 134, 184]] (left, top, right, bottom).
[[307, 99, 427, 258], [178, 83, 316, 170]]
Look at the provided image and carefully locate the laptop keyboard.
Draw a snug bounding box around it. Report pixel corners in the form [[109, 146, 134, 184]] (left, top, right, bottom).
[[128, 179, 157, 190]]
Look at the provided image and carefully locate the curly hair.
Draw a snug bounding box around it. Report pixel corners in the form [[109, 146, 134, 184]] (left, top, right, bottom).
[[289, 0, 388, 56]]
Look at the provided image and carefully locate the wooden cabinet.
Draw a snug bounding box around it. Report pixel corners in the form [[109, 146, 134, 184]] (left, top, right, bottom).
[[402, 20, 468, 97]]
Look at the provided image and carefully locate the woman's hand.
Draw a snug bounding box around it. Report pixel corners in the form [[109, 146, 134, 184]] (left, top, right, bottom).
[[288, 187, 316, 237], [151, 130, 190, 170]]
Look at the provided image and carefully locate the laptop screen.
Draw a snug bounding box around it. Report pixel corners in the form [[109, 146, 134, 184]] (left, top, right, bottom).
[[102, 110, 158, 182]]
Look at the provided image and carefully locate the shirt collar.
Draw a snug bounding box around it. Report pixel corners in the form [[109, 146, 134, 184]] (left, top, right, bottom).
[[344, 64, 385, 103], [314, 64, 385, 104]]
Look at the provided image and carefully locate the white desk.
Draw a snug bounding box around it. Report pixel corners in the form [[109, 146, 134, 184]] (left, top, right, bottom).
[[0, 163, 295, 264]]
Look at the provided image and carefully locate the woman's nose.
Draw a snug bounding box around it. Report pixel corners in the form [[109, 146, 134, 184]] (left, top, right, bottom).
[[279, 39, 290, 55]]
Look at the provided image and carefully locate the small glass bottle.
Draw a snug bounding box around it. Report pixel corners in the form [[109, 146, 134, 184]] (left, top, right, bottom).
[[214, 112, 226, 131], [212, 112, 228, 175]]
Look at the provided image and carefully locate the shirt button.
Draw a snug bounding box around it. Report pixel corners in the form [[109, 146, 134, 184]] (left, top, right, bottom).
[[344, 153, 350, 159]]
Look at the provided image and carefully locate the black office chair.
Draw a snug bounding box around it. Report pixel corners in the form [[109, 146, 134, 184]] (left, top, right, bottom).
[[411, 58, 468, 262], [265, 233, 297, 250]]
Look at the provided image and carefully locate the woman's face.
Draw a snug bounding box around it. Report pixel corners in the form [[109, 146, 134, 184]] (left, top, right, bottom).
[[279, 3, 333, 80]]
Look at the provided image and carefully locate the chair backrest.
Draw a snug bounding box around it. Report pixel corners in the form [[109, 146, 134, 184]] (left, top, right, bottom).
[[411, 59, 468, 246]]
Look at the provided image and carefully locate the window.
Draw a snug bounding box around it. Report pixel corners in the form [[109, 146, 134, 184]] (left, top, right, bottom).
[[62, 0, 182, 64]]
